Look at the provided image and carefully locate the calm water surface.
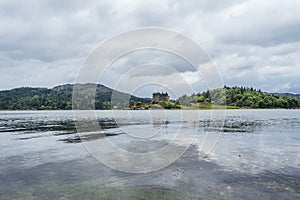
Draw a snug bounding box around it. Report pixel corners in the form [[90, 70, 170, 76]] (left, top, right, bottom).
[[0, 110, 299, 199]]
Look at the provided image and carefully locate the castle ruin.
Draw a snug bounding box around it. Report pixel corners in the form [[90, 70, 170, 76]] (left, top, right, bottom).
[[152, 92, 170, 102]]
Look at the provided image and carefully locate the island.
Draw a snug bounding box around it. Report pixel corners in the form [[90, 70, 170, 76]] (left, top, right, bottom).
[[0, 84, 299, 110]]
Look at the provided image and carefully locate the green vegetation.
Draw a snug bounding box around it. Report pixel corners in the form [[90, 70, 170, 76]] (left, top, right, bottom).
[[129, 100, 181, 110], [178, 86, 300, 109], [0, 84, 299, 110], [0, 84, 149, 110]]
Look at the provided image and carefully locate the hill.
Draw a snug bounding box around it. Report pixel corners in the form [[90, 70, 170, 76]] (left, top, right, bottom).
[[177, 86, 300, 109], [0, 83, 150, 110], [271, 92, 300, 98], [0, 85, 299, 110]]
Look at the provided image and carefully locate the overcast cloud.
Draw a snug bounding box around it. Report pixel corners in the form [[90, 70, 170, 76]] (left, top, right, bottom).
[[0, 0, 299, 96]]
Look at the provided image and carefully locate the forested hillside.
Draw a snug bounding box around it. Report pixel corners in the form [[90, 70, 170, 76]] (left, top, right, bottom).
[[0, 84, 149, 110], [0, 85, 299, 110], [178, 86, 300, 109]]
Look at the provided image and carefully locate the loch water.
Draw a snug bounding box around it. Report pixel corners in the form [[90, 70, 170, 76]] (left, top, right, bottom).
[[0, 110, 299, 199]]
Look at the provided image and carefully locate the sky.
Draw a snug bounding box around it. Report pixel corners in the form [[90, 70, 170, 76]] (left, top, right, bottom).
[[0, 0, 300, 97]]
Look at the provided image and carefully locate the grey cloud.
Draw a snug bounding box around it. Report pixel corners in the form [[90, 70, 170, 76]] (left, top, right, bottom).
[[128, 64, 177, 78], [0, 0, 299, 95], [218, 21, 300, 47], [109, 49, 196, 75], [0, 0, 114, 63], [169, 0, 246, 13], [212, 1, 300, 46]]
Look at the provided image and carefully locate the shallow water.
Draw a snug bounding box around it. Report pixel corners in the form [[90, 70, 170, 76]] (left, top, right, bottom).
[[0, 110, 299, 199]]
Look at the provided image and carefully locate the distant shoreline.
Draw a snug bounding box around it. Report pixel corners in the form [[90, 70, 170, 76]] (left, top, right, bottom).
[[0, 107, 299, 111], [0, 84, 299, 110]]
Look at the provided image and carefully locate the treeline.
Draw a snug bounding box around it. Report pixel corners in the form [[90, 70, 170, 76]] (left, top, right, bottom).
[[177, 86, 300, 109], [0, 85, 299, 110], [0, 84, 149, 110]]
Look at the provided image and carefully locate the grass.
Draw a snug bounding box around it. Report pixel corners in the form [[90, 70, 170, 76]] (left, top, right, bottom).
[[180, 103, 240, 110]]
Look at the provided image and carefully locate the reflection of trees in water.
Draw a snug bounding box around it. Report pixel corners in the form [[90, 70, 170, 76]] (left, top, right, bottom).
[[152, 120, 169, 128]]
